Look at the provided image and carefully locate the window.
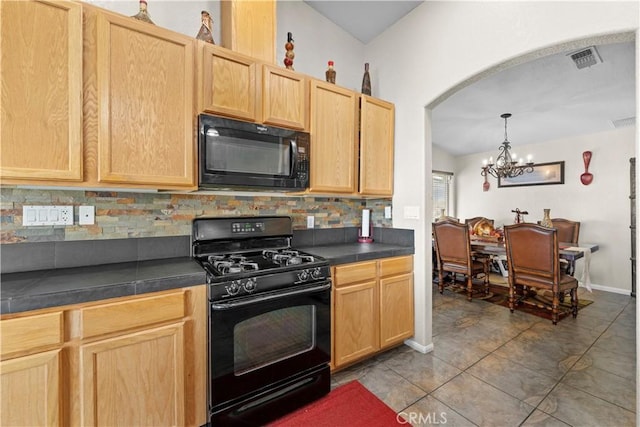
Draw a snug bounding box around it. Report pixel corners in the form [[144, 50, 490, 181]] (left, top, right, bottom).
[[432, 170, 453, 221]]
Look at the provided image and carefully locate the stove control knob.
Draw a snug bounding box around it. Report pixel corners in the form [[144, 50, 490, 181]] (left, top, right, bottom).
[[243, 278, 257, 293], [297, 270, 309, 282], [311, 267, 323, 280], [225, 280, 241, 296]]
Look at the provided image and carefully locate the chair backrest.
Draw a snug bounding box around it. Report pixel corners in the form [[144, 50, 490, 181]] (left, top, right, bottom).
[[465, 217, 494, 229], [436, 216, 459, 223], [551, 218, 580, 244], [433, 221, 472, 271], [504, 223, 560, 289]]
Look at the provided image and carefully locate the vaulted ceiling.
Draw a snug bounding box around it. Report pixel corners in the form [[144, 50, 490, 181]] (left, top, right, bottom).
[[304, 1, 636, 157]]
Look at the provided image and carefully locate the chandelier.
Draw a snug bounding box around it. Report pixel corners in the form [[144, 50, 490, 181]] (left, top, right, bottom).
[[481, 113, 534, 179]]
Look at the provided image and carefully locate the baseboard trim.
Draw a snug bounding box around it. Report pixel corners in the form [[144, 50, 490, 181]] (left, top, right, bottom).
[[588, 283, 633, 295], [404, 339, 434, 354]]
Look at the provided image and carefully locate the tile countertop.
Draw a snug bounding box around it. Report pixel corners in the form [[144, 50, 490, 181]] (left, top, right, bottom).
[[1, 233, 414, 315]]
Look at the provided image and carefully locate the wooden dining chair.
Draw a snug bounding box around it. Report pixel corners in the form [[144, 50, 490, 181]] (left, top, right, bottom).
[[433, 221, 489, 301], [504, 223, 579, 324], [550, 218, 580, 278], [551, 218, 580, 244]]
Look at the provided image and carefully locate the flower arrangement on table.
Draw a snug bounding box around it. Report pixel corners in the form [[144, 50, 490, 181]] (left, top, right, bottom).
[[469, 219, 503, 243]]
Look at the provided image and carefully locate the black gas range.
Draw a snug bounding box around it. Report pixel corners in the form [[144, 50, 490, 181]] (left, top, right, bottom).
[[192, 216, 331, 426]]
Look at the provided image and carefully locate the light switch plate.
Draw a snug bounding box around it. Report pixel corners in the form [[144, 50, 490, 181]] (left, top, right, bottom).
[[79, 206, 95, 225], [384, 206, 392, 219], [403, 206, 420, 220], [306, 216, 315, 229], [23, 206, 73, 226]]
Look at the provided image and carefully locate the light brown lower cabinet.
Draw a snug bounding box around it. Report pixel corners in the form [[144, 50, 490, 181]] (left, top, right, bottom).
[[0, 286, 207, 427], [332, 256, 414, 370]]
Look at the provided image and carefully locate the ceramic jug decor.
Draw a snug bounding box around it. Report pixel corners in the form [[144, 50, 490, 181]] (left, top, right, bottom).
[[541, 209, 553, 228]]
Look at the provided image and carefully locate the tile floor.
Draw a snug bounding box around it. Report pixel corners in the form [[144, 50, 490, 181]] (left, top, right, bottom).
[[331, 284, 636, 426]]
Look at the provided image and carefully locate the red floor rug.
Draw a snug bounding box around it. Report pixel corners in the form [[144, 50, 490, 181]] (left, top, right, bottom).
[[269, 380, 406, 427]]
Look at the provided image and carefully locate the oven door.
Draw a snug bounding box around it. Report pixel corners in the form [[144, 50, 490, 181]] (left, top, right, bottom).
[[209, 281, 331, 408]]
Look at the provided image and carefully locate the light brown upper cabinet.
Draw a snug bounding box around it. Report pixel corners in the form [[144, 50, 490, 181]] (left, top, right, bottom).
[[309, 81, 358, 193], [307, 86, 395, 197], [0, 0, 83, 182], [359, 96, 395, 196], [1, 2, 196, 190], [220, 0, 276, 64], [198, 42, 258, 122], [84, 5, 196, 189], [262, 65, 309, 130]]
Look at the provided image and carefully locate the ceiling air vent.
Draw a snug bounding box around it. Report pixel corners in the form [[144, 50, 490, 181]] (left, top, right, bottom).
[[611, 116, 636, 128], [568, 46, 602, 69]]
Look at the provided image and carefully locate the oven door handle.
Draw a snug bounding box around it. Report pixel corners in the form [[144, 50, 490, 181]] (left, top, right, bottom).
[[211, 282, 331, 310]]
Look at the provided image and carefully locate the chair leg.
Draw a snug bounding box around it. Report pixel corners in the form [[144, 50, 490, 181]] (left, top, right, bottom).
[[508, 281, 515, 313], [571, 288, 578, 318], [552, 292, 559, 325], [484, 263, 490, 296], [438, 270, 444, 294], [466, 276, 473, 302]]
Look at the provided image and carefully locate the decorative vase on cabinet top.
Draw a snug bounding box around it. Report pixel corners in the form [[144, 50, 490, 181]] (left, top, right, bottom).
[[541, 209, 553, 228]]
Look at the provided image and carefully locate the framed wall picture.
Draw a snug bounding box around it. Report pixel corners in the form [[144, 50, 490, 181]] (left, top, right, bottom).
[[498, 161, 565, 188]]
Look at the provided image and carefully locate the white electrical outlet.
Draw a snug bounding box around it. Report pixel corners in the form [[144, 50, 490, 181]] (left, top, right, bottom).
[[79, 206, 95, 225], [23, 206, 73, 226], [306, 216, 315, 229], [384, 206, 392, 219]]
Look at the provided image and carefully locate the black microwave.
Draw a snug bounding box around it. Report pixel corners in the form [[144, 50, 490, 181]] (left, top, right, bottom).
[[198, 114, 310, 191]]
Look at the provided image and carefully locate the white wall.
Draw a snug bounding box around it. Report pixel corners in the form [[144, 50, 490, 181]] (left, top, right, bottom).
[[363, 1, 638, 352], [276, 1, 365, 92], [86, 1, 222, 42], [457, 126, 635, 292]]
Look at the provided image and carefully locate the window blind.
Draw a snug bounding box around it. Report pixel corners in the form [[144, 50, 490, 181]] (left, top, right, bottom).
[[432, 170, 453, 221]]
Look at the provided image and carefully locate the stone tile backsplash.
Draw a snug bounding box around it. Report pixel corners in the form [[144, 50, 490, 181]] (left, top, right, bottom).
[[0, 188, 392, 244]]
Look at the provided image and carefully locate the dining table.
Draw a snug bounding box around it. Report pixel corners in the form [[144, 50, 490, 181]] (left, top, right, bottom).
[[470, 238, 599, 290]]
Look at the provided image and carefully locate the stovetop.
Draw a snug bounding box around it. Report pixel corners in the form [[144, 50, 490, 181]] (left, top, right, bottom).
[[192, 216, 331, 300], [196, 248, 326, 279]]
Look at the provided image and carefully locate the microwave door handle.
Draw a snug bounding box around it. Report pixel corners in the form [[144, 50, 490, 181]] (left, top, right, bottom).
[[289, 139, 298, 178]]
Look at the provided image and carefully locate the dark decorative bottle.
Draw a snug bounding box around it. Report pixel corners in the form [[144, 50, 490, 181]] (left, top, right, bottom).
[[131, 0, 154, 25], [361, 63, 371, 95], [196, 10, 215, 44], [325, 61, 336, 84]]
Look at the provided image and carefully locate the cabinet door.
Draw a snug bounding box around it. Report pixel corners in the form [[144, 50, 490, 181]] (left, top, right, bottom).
[[1, 350, 62, 426], [262, 65, 308, 130], [220, 0, 275, 64], [333, 281, 379, 367], [379, 273, 414, 348], [78, 323, 186, 426], [91, 11, 195, 187], [309, 81, 358, 193], [200, 43, 257, 121], [359, 96, 395, 196], [0, 0, 83, 182]]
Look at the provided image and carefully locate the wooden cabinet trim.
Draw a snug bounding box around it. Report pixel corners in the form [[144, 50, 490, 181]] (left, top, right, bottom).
[[262, 65, 308, 130], [0, 311, 63, 357], [1, 349, 62, 426], [359, 95, 395, 196], [333, 280, 379, 367], [333, 261, 377, 287], [380, 255, 414, 277], [200, 43, 258, 121], [94, 12, 195, 187], [379, 273, 414, 348], [78, 322, 186, 426], [0, 0, 83, 182], [79, 291, 186, 339]]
